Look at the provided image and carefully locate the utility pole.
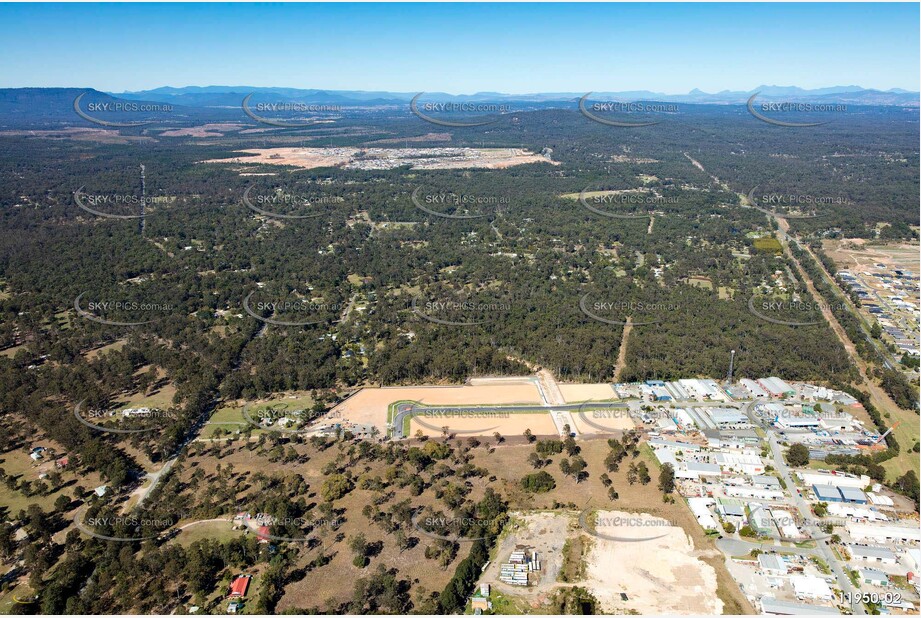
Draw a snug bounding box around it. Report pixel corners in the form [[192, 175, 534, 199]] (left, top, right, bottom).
[[139, 164, 146, 237], [727, 349, 736, 385]]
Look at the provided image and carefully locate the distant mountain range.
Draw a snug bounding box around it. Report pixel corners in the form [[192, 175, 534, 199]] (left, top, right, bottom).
[[0, 85, 916, 127], [111, 85, 920, 107]]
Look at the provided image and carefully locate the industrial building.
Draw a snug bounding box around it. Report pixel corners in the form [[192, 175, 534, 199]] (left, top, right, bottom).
[[859, 568, 890, 586], [706, 407, 747, 426], [715, 452, 765, 475], [751, 475, 782, 490], [760, 596, 840, 615], [758, 376, 796, 398], [758, 553, 789, 576], [848, 545, 897, 564], [847, 522, 921, 545], [838, 486, 869, 504], [812, 484, 868, 504], [799, 471, 870, 489], [687, 497, 719, 530], [812, 484, 845, 503], [739, 378, 769, 399], [791, 575, 833, 601]]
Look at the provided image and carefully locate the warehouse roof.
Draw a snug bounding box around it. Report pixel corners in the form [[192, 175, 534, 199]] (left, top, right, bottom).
[[760, 596, 840, 615], [839, 486, 868, 502], [812, 485, 843, 501]]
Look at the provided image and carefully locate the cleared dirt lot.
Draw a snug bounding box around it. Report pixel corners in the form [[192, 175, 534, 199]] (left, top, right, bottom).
[[469, 440, 753, 615], [557, 383, 618, 403], [203, 146, 556, 171], [331, 384, 543, 434], [570, 407, 635, 436], [409, 412, 557, 439], [583, 510, 722, 615]]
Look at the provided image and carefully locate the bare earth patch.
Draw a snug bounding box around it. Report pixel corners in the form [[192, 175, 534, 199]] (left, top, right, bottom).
[[409, 412, 557, 438], [202, 146, 557, 171], [331, 383, 542, 434], [583, 510, 723, 615], [558, 383, 618, 403]]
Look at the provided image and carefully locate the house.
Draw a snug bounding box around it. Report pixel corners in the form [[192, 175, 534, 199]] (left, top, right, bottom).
[[94, 485, 108, 497], [229, 575, 252, 598], [470, 596, 492, 612], [227, 601, 242, 614]]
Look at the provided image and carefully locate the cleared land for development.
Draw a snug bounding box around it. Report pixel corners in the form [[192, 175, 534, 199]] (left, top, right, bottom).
[[409, 412, 557, 438], [558, 383, 618, 403], [203, 147, 556, 171], [331, 383, 542, 434], [583, 510, 722, 615], [570, 408, 636, 436]]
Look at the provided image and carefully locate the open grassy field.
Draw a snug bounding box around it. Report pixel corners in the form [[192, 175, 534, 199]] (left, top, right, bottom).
[[202, 392, 318, 438], [0, 445, 102, 516]]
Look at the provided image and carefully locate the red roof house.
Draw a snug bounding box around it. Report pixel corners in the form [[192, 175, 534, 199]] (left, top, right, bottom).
[[228, 575, 251, 598]]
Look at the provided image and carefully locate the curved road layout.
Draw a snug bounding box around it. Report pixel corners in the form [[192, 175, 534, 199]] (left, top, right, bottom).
[[390, 401, 629, 439]]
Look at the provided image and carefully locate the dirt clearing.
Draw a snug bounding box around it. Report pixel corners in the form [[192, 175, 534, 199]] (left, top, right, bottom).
[[332, 383, 542, 434], [583, 510, 722, 615]]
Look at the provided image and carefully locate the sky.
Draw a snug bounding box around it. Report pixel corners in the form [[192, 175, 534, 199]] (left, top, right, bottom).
[[0, 3, 918, 93]]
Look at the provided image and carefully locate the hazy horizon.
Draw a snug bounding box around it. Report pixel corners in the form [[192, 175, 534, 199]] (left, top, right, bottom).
[[0, 3, 918, 92]]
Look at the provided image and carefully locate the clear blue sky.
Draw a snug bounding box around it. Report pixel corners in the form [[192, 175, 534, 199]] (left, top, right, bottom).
[[0, 3, 917, 93]]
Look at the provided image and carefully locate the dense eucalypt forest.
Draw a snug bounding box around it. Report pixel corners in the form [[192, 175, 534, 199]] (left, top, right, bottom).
[[0, 92, 917, 613]]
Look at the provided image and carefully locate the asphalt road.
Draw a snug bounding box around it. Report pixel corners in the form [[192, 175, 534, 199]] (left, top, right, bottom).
[[746, 400, 865, 615]]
